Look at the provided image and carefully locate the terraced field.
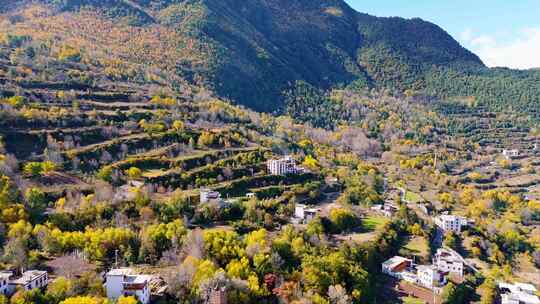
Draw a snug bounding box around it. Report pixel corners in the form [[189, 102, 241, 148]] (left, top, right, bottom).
[[0, 48, 321, 213]]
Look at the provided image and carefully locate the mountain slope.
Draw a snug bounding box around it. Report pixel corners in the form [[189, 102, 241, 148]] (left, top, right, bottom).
[[2, 0, 539, 115], [160, 0, 485, 111]]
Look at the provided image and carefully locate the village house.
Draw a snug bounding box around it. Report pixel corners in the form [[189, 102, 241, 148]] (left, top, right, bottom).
[[0, 272, 11, 295], [200, 188, 222, 203], [433, 248, 464, 277], [267, 156, 303, 175], [381, 256, 413, 278], [371, 202, 399, 217], [434, 214, 470, 233], [498, 282, 540, 304], [502, 149, 520, 159], [105, 268, 153, 304], [417, 265, 447, 290], [8, 270, 48, 294], [294, 204, 320, 224]]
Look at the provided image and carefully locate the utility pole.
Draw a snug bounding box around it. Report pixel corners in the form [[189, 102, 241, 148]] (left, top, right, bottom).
[[115, 249, 119, 267]]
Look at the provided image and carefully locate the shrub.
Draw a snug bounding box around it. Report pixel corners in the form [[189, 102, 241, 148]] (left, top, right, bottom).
[[58, 45, 81, 62], [126, 167, 142, 179]]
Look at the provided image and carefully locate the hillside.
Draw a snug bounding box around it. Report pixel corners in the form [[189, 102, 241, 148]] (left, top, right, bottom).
[[7, 0, 539, 114], [1, 1, 540, 303]]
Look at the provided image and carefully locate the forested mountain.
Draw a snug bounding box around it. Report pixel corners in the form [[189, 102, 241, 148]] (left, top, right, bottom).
[[4, 0, 539, 114]]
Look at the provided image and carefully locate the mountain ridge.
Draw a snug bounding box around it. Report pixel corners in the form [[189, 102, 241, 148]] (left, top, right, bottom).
[[3, 0, 540, 115]]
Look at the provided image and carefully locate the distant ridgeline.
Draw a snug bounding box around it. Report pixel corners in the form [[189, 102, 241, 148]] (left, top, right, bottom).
[[2, 0, 540, 115]]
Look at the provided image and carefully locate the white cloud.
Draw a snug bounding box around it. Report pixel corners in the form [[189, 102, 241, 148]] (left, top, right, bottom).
[[459, 27, 540, 69]]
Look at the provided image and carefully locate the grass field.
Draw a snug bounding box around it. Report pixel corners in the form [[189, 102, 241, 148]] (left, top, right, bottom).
[[401, 296, 425, 304], [404, 191, 423, 203], [400, 236, 430, 261], [362, 215, 390, 232]]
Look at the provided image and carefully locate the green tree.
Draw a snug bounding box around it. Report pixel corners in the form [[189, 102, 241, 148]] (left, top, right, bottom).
[[24, 187, 46, 220]]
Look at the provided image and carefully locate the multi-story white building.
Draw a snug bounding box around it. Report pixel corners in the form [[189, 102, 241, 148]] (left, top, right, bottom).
[[417, 265, 446, 290], [433, 248, 464, 277], [498, 282, 540, 304], [200, 188, 221, 203], [267, 156, 302, 175], [434, 214, 469, 233], [106, 268, 153, 304], [0, 272, 11, 295], [8, 270, 48, 293]]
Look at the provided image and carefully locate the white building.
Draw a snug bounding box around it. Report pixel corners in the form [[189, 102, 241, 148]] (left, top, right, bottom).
[[267, 156, 302, 175], [294, 204, 319, 224], [8, 270, 48, 293], [200, 188, 221, 203], [433, 248, 464, 277], [371, 203, 398, 217], [434, 214, 469, 233], [498, 282, 540, 304], [417, 265, 446, 290], [382, 256, 413, 278], [246, 192, 256, 198], [106, 268, 152, 304], [503, 149, 519, 159], [0, 272, 11, 295]]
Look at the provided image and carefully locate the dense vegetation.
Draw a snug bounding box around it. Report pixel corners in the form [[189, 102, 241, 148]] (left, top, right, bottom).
[[0, 1, 539, 304], [4, 0, 540, 115]]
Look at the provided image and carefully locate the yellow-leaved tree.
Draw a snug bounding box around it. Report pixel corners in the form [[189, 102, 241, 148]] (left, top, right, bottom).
[[60, 296, 109, 304]]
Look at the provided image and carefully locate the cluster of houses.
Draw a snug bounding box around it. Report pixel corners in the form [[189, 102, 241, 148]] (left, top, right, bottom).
[[0, 268, 169, 304], [380, 212, 476, 293], [267, 156, 305, 176], [382, 248, 466, 292], [0, 270, 49, 296]]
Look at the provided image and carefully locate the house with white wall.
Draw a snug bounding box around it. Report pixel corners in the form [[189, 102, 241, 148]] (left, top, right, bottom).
[[8, 270, 48, 294], [106, 268, 153, 304], [417, 265, 447, 290], [433, 248, 464, 277], [371, 203, 398, 217], [434, 214, 470, 233], [382, 256, 413, 278], [294, 204, 319, 224], [502, 149, 519, 159], [200, 188, 221, 203], [267, 156, 303, 175], [498, 282, 540, 304]]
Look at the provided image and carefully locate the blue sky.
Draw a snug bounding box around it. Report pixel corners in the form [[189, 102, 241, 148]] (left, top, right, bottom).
[[344, 0, 540, 69]]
